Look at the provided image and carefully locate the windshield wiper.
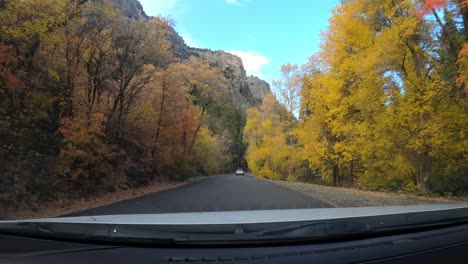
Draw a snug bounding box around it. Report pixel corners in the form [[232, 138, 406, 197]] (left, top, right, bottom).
[[0, 218, 464, 246], [1, 206, 468, 246]]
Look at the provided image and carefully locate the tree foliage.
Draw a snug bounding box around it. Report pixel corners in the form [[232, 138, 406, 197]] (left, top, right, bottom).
[[244, 93, 306, 181], [0, 0, 241, 206], [245, 0, 468, 195]]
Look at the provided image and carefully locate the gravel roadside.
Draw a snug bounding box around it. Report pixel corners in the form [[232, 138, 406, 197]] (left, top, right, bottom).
[[270, 180, 467, 207]]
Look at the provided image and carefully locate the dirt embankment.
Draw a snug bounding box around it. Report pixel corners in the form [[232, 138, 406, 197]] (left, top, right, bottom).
[[271, 180, 466, 207]]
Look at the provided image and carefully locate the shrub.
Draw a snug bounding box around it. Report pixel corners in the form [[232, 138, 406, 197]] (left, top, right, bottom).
[[126, 165, 153, 187], [162, 158, 197, 181], [429, 162, 468, 196], [54, 114, 119, 195], [357, 168, 409, 192], [286, 175, 297, 182]]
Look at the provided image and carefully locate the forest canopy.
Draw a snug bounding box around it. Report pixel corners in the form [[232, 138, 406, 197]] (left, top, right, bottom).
[[0, 0, 247, 207], [244, 0, 468, 195]]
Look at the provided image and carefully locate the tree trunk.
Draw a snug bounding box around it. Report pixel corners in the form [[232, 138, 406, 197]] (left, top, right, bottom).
[[151, 123, 161, 159], [461, 0, 468, 41], [431, 9, 459, 59], [182, 98, 190, 154], [63, 56, 76, 118], [117, 95, 124, 137], [333, 164, 340, 187], [151, 87, 167, 160], [188, 107, 206, 155], [415, 154, 432, 191], [111, 77, 126, 138]]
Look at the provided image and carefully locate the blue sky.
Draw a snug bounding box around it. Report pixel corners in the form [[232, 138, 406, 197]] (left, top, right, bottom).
[[139, 0, 340, 84]]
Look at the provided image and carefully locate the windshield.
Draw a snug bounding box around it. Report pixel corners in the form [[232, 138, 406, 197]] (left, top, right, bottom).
[[0, 0, 467, 242]]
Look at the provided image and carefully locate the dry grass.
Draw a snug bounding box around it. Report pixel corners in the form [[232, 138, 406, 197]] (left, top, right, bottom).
[[272, 180, 467, 207]]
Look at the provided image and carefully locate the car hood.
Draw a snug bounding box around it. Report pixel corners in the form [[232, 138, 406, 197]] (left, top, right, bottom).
[[1, 204, 468, 245], [2, 204, 467, 225]]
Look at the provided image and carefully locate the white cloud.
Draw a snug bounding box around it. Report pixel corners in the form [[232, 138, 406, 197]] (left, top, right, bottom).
[[226, 0, 239, 5], [139, 0, 177, 17], [228, 50, 270, 78], [225, 0, 251, 7], [180, 31, 197, 47]]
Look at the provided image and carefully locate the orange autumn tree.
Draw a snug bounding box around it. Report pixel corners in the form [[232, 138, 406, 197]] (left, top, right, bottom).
[[56, 113, 122, 193], [125, 58, 231, 178]]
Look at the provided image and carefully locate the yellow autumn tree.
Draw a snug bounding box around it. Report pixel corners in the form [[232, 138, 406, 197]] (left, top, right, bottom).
[[244, 93, 306, 181], [253, 0, 468, 194]]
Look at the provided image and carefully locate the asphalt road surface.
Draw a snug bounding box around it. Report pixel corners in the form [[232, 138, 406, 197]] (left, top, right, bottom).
[[63, 174, 331, 217]]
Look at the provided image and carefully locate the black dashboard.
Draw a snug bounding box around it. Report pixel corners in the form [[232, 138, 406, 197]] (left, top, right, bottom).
[[1, 223, 467, 263]]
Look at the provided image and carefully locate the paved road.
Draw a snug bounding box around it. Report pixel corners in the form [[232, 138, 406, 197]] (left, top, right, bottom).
[[63, 175, 331, 217]]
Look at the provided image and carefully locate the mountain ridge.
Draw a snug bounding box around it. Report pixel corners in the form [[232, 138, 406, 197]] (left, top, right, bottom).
[[111, 0, 272, 111]]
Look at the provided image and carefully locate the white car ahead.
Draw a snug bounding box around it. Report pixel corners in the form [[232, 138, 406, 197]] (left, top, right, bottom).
[[235, 169, 244, 175]]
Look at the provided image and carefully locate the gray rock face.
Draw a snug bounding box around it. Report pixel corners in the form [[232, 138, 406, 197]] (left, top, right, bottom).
[[111, 0, 148, 20], [247, 75, 272, 106], [167, 27, 191, 60], [191, 49, 247, 77], [189, 48, 271, 110]]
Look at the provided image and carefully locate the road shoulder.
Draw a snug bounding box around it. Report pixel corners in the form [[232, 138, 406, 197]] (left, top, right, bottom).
[[270, 180, 466, 207], [5, 180, 190, 220]]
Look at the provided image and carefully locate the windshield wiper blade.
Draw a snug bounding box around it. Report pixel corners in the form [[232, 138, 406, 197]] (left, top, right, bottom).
[[2, 206, 468, 246], [0, 220, 371, 245]]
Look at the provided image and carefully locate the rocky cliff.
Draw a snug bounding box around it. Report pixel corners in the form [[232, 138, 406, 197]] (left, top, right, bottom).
[[111, 0, 272, 111], [190, 48, 271, 110], [247, 75, 271, 104], [162, 29, 272, 110], [111, 0, 148, 20]]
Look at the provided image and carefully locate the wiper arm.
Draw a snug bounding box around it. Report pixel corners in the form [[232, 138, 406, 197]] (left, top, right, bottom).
[[256, 220, 372, 239], [0, 220, 372, 245], [0, 221, 113, 241]]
